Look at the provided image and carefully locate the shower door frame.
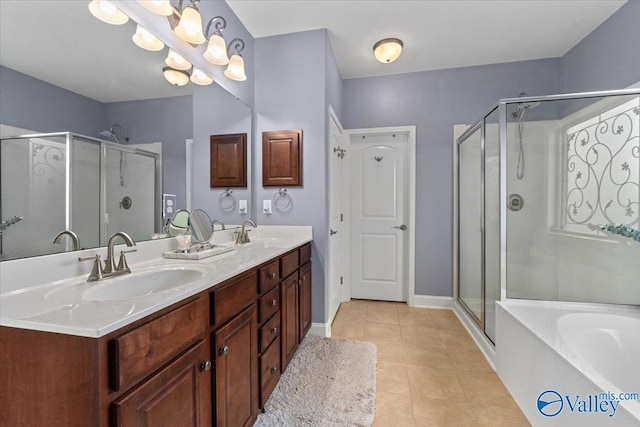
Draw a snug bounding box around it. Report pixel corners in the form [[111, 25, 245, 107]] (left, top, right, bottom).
[[456, 119, 486, 330]]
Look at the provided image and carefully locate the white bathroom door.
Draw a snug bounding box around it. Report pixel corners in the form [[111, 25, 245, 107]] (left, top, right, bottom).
[[328, 110, 346, 324], [350, 136, 407, 301]]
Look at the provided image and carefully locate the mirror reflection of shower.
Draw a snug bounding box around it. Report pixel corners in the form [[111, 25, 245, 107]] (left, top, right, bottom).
[[100, 124, 129, 186], [512, 92, 540, 180]]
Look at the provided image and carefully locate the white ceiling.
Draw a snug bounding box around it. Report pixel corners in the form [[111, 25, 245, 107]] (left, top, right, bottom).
[[0, 1, 191, 103], [0, 1, 626, 102], [227, 0, 627, 79]]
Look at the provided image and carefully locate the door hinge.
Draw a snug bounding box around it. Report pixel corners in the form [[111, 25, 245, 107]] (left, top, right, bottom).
[[340, 213, 343, 222], [340, 276, 343, 285]]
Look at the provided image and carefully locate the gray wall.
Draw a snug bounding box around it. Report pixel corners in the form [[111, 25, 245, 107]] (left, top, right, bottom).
[[343, 58, 561, 297], [104, 96, 193, 209], [325, 32, 344, 122], [561, 0, 640, 93], [0, 65, 104, 138], [192, 82, 252, 223], [254, 29, 332, 323]]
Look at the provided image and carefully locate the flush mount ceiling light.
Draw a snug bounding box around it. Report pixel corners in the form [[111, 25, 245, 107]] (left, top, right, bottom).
[[88, 0, 129, 25], [137, 0, 174, 16], [224, 38, 247, 82], [190, 68, 213, 85], [163, 67, 190, 86], [203, 16, 230, 65], [373, 38, 403, 63], [165, 49, 192, 70], [132, 24, 165, 51], [174, 1, 206, 45]]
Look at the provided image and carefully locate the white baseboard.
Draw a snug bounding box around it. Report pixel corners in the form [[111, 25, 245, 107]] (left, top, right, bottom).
[[308, 322, 330, 337], [409, 295, 454, 308]]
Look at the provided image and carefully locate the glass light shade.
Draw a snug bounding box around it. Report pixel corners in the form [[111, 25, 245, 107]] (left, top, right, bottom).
[[137, 0, 173, 16], [165, 49, 192, 71], [203, 34, 229, 65], [163, 67, 190, 86], [373, 38, 403, 63], [190, 68, 213, 85], [88, 0, 129, 25], [132, 25, 165, 51], [224, 54, 247, 82], [174, 6, 206, 45]]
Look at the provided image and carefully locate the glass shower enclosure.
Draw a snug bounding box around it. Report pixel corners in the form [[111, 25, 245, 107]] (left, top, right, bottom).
[[457, 88, 640, 344], [0, 132, 161, 260]]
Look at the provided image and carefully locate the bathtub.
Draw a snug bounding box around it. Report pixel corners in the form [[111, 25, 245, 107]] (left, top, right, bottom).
[[496, 300, 640, 426]]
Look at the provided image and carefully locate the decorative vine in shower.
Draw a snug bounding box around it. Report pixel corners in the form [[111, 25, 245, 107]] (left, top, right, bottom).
[[31, 140, 65, 190], [565, 97, 639, 233]]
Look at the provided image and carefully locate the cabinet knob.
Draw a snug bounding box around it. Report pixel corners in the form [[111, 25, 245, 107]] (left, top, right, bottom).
[[268, 272, 277, 279], [269, 299, 277, 306], [219, 345, 229, 356], [200, 360, 212, 371], [271, 327, 279, 334], [270, 366, 279, 374]]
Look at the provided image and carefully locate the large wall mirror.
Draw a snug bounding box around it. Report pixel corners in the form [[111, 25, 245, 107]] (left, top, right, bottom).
[[0, 1, 252, 261]]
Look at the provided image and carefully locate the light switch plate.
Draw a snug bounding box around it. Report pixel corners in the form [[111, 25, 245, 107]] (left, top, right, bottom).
[[239, 200, 247, 214], [263, 200, 272, 214]]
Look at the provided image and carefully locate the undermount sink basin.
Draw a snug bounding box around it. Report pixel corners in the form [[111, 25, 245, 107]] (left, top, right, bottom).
[[82, 267, 206, 301]]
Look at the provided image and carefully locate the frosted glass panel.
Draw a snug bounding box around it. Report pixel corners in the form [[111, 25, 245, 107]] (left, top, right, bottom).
[[459, 127, 482, 322]]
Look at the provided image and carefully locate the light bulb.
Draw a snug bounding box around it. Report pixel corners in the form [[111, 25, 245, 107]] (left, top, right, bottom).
[[165, 49, 192, 71], [88, 0, 129, 25], [163, 67, 190, 86], [203, 33, 229, 65], [174, 6, 206, 45], [373, 38, 403, 63], [132, 25, 164, 51], [137, 0, 173, 16], [190, 68, 213, 85], [224, 54, 247, 82]]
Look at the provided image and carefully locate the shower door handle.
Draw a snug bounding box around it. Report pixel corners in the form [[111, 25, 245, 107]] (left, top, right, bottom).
[[393, 225, 407, 231]]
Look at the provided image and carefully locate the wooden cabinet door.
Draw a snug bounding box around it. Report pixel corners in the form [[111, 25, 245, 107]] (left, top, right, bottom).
[[214, 304, 259, 427], [112, 339, 211, 427], [262, 129, 303, 186], [210, 133, 247, 188], [299, 262, 312, 342], [280, 272, 299, 371]]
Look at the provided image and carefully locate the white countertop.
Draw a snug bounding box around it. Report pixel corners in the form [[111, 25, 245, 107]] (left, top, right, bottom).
[[0, 226, 312, 338]]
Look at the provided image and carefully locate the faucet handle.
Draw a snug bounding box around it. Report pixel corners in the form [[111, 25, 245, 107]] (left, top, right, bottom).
[[79, 254, 104, 282], [117, 249, 136, 273]]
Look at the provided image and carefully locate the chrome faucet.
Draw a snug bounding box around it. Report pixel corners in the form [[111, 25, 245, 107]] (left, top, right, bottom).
[[236, 220, 257, 244], [212, 219, 226, 230], [104, 232, 136, 274], [80, 231, 137, 282], [53, 230, 80, 251]]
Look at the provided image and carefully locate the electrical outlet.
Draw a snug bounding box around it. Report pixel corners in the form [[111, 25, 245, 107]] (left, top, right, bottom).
[[163, 193, 176, 218]]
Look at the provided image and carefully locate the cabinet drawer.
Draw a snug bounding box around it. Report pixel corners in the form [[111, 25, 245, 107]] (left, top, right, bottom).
[[211, 271, 257, 326], [260, 312, 280, 352], [259, 260, 280, 294], [260, 336, 281, 406], [299, 243, 311, 265], [110, 297, 208, 392], [259, 287, 280, 324], [280, 250, 299, 279]]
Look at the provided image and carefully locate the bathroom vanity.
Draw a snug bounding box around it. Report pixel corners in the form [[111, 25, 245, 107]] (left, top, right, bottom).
[[0, 230, 312, 427]]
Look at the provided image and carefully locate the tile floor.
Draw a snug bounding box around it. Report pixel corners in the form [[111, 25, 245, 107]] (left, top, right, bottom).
[[330, 300, 531, 427]]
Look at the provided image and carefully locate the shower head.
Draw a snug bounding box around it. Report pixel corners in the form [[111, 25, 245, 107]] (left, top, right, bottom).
[[517, 101, 540, 111], [99, 125, 129, 144]]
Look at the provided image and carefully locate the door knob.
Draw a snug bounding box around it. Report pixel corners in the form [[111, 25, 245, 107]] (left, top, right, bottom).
[[393, 225, 407, 231], [330, 229, 338, 236]]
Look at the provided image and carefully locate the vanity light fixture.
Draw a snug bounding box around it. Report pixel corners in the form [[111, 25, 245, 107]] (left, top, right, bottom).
[[224, 38, 247, 82], [190, 68, 213, 85], [88, 0, 129, 25], [132, 25, 165, 51], [373, 38, 403, 63], [137, 0, 174, 16], [203, 16, 230, 65], [174, 1, 206, 45], [165, 49, 192, 71], [163, 67, 190, 86]]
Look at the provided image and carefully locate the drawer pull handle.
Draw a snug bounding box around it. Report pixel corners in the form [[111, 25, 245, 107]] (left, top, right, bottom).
[[219, 345, 230, 356], [271, 327, 279, 334], [200, 360, 212, 371], [270, 366, 279, 374], [269, 299, 277, 306], [268, 273, 277, 279]]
